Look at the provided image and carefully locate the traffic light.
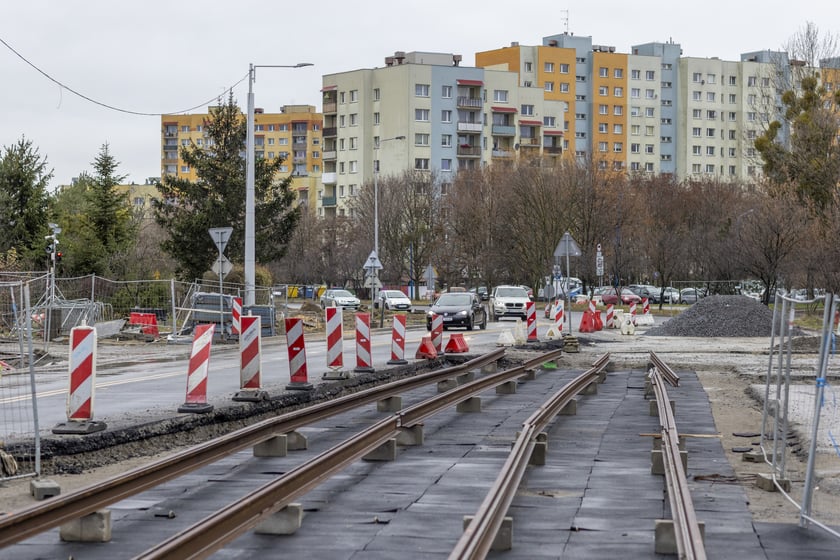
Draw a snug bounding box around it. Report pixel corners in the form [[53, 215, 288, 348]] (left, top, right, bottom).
[[55, 251, 63, 263]]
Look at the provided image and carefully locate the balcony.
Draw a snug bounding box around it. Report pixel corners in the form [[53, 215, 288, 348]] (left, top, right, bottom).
[[322, 150, 337, 161], [322, 172, 337, 184], [321, 196, 337, 207], [457, 121, 482, 133], [491, 124, 516, 136], [293, 156, 307, 164], [457, 96, 483, 109], [544, 147, 563, 155], [520, 138, 541, 147], [323, 101, 337, 113], [323, 127, 337, 138], [293, 141, 308, 149], [457, 145, 482, 157], [492, 149, 514, 158]]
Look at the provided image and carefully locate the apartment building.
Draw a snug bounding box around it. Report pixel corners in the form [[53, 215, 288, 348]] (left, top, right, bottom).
[[160, 105, 323, 210], [320, 51, 567, 217]]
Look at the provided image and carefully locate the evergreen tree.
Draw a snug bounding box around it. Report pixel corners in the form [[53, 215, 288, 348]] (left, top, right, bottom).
[[154, 93, 299, 281], [0, 137, 53, 265]]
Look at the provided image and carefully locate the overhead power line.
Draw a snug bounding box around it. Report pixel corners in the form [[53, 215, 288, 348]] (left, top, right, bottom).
[[0, 35, 248, 116]]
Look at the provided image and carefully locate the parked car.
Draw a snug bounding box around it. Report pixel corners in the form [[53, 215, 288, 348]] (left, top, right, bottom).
[[628, 284, 660, 302], [519, 285, 534, 299], [375, 290, 412, 311], [490, 285, 531, 321], [679, 288, 705, 305], [469, 286, 489, 301], [660, 287, 680, 303], [320, 289, 360, 310], [600, 287, 642, 306], [427, 292, 487, 330]]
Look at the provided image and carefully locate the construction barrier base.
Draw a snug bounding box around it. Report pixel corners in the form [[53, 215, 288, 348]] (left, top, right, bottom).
[[387, 358, 409, 365], [354, 366, 375, 373], [177, 402, 214, 414], [415, 336, 439, 359], [232, 390, 269, 402], [322, 369, 351, 380], [52, 420, 107, 435], [444, 333, 469, 353], [285, 381, 314, 391]]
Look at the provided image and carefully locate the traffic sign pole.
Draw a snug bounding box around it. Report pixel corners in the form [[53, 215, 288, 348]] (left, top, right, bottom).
[[209, 227, 234, 333]]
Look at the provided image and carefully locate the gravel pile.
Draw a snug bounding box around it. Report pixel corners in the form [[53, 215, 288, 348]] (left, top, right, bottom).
[[645, 295, 774, 337]]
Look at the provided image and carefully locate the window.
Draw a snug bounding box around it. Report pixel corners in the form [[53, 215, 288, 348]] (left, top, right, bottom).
[[415, 108, 430, 121], [349, 161, 358, 173], [598, 123, 608, 133], [692, 91, 702, 101], [339, 115, 346, 127], [559, 63, 569, 73], [631, 69, 641, 80], [728, 112, 736, 121], [373, 88, 380, 101], [646, 70, 655, 80], [558, 82, 569, 93], [614, 68, 623, 78], [339, 92, 345, 103], [414, 158, 430, 170], [748, 76, 757, 87], [180, 165, 190, 173], [661, 136, 672, 143], [645, 144, 654, 154], [599, 85, 608, 96], [575, 113, 586, 120], [545, 81, 554, 92], [598, 141, 608, 152], [441, 159, 452, 171], [706, 92, 715, 102], [599, 67, 608, 77], [693, 109, 702, 118], [747, 130, 756, 139], [312, 151, 320, 159], [729, 165, 736, 175], [645, 89, 655, 99], [692, 163, 701, 173], [631, 143, 640, 154], [707, 128, 715, 137], [729, 130, 737, 140], [415, 133, 429, 146], [705, 164, 715, 173], [441, 109, 452, 123], [631, 162, 640, 171], [442, 134, 452, 147], [348, 90, 358, 102], [339, 162, 345, 173], [614, 87, 623, 97], [524, 62, 532, 72], [493, 90, 508, 102], [631, 106, 640, 116], [645, 107, 654, 117], [415, 83, 430, 97], [762, 77, 770, 87], [645, 125, 654, 136], [729, 75, 737, 86], [692, 127, 701, 137], [349, 137, 357, 149], [521, 104, 534, 116], [747, 111, 756, 121], [693, 72, 702, 83], [645, 162, 655, 172], [374, 112, 380, 125], [706, 146, 715, 156], [349, 113, 358, 126], [662, 81, 672, 88], [442, 85, 452, 98], [631, 88, 641, 98], [599, 104, 608, 115], [661, 118, 672, 125], [543, 116, 556, 126], [706, 74, 716, 84], [614, 142, 623, 153], [707, 110, 717, 120], [729, 94, 737, 104], [544, 62, 555, 72], [729, 147, 736, 157], [747, 94, 757, 104], [631, 125, 640, 135], [693, 145, 702, 155], [613, 124, 623, 134]]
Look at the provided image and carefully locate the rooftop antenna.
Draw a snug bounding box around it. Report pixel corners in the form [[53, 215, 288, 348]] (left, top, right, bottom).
[[561, 9, 569, 34]]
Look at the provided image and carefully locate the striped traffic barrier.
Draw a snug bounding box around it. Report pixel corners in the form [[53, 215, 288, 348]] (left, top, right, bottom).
[[234, 315, 268, 401], [387, 313, 408, 365], [430, 313, 444, 354], [629, 300, 638, 324], [53, 325, 107, 434], [554, 300, 564, 333], [285, 317, 313, 390], [354, 312, 374, 373], [606, 304, 615, 328], [636, 297, 655, 326], [177, 323, 215, 414], [526, 301, 538, 342], [231, 296, 242, 335], [323, 306, 348, 379]]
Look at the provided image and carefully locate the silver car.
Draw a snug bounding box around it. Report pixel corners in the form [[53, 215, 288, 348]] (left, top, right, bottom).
[[320, 289, 361, 310], [376, 290, 412, 311]]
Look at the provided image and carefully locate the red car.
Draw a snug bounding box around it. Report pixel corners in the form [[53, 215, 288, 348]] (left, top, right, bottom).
[[600, 287, 641, 306]]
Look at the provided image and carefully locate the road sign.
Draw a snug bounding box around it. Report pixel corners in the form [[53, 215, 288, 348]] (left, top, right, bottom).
[[209, 227, 234, 253], [212, 255, 233, 277], [363, 250, 383, 271], [554, 232, 582, 258], [596, 255, 604, 277], [363, 276, 383, 288]]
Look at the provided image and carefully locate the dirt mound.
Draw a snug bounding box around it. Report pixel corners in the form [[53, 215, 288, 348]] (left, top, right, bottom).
[[645, 295, 774, 337]]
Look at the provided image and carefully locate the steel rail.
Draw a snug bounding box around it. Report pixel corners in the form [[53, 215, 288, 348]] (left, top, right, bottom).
[[449, 353, 611, 559], [0, 349, 504, 548], [138, 349, 561, 559], [649, 350, 680, 387], [649, 354, 706, 560]]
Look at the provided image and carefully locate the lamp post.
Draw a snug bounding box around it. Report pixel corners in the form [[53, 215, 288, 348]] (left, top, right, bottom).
[[372, 135, 405, 308], [245, 62, 313, 306]]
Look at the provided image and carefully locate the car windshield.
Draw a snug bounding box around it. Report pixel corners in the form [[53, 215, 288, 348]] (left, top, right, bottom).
[[383, 291, 405, 298], [333, 290, 353, 297], [437, 294, 472, 306], [495, 287, 528, 298]]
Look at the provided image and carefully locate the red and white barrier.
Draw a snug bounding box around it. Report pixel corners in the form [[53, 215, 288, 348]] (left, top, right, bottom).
[[234, 315, 268, 401], [388, 313, 408, 365], [323, 306, 345, 378], [606, 304, 615, 328], [52, 325, 108, 434], [231, 296, 242, 335], [554, 300, 564, 332], [354, 312, 374, 373], [430, 313, 443, 354], [178, 323, 215, 413], [589, 299, 602, 331], [285, 317, 313, 390], [526, 301, 538, 342], [635, 297, 655, 326], [629, 300, 637, 323]]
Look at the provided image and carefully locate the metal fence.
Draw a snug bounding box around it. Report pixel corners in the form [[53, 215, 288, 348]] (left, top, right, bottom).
[[759, 292, 840, 538]]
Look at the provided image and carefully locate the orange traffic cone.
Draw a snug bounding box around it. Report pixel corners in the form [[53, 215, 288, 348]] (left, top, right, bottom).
[[578, 310, 595, 333], [415, 336, 439, 359], [444, 333, 469, 353]]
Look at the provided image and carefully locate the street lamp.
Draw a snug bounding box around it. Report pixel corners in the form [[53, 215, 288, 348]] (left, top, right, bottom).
[[372, 135, 405, 306], [245, 62, 313, 306]]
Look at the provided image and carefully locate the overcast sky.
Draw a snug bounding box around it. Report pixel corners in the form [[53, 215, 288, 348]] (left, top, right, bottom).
[[2, 1, 837, 190]]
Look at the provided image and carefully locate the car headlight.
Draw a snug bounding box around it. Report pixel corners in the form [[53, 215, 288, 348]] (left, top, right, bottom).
[[456, 310, 468, 317]]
